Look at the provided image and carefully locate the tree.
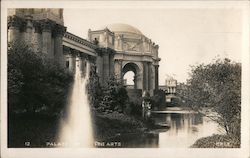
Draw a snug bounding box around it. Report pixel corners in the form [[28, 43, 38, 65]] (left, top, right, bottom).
[[151, 90, 166, 110], [88, 74, 129, 113], [87, 67, 103, 109], [182, 58, 241, 141], [8, 42, 73, 116]]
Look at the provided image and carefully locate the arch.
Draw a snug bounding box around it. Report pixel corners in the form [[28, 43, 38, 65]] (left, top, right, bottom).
[[122, 62, 141, 89]]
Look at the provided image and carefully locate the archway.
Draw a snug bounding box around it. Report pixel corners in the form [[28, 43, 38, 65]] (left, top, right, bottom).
[[123, 71, 135, 88], [122, 62, 141, 89]]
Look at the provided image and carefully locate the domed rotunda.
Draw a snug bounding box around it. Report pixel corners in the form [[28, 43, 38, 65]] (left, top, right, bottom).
[[88, 23, 160, 94]]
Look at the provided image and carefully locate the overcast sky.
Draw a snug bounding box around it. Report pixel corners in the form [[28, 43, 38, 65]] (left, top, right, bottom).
[[64, 8, 242, 85]]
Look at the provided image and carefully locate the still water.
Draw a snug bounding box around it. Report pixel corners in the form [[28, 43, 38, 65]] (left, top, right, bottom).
[[107, 111, 224, 148]]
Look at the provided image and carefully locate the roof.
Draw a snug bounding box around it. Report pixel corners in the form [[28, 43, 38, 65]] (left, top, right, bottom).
[[105, 23, 142, 35]]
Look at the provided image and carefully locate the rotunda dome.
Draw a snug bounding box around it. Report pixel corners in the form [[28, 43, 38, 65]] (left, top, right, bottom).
[[105, 23, 142, 35]]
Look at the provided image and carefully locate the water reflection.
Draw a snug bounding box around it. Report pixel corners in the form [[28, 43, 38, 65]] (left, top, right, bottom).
[[157, 113, 222, 148], [107, 112, 224, 148]]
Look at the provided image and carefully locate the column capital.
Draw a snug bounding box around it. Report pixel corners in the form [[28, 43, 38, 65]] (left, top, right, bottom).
[[71, 49, 80, 56], [7, 15, 24, 29], [53, 24, 66, 37], [63, 46, 70, 54], [41, 20, 55, 32], [33, 21, 42, 33], [115, 59, 123, 64]]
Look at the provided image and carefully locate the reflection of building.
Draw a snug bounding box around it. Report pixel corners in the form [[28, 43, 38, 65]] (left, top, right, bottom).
[[7, 9, 160, 97]]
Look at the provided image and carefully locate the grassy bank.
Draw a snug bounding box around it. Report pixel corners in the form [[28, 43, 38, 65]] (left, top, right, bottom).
[[92, 111, 147, 141], [191, 134, 240, 148]]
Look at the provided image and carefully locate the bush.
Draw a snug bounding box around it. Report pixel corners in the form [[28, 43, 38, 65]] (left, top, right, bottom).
[[151, 90, 166, 110], [8, 42, 73, 116], [88, 75, 129, 114], [191, 134, 240, 148]]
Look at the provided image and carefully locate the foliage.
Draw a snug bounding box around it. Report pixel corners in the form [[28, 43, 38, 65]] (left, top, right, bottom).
[[181, 58, 241, 140], [87, 74, 129, 113], [100, 76, 129, 113], [191, 134, 240, 148], [151, 90, 166, 110], [8, 42, 73, 116], [87, 68, 103, 109]]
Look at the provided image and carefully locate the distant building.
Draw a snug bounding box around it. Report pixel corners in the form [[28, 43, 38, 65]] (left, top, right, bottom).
[[159, 76, 177, 103], [165, 77, 177, 94]]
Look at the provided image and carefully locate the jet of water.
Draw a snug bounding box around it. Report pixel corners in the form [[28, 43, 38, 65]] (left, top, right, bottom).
[[59, 58, 93, 147]]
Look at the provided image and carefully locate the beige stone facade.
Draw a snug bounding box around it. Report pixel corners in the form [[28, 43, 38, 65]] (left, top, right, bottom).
[[8, 9, 66, 66], [89, 24, 160, 95], [8, 9, 160, 95]]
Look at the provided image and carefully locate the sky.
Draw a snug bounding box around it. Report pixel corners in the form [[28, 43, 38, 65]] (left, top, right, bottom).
[[63, 8, 242, 85]]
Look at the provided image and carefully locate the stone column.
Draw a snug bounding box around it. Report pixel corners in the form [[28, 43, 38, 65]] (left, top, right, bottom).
[[24, 15, 33, 44], [151, 64, 155, 90], [41, 20, 53, 58], [148, 62, 154, 95], [81, 55, 88, 77], [103, 50, 110, 82], [33, 21, 42, 52], [155, 65, 159, 90], [134, 75, 137, 89], [143, 62, 149, 91], [136, 72, 143, 90], [69, 50, 76, 73], [109, 52, 114, 76], [114, 59, 123, 83], [54, 24, 66, 67], [7, 16, 21, 43], [96, 51, 104, 85]]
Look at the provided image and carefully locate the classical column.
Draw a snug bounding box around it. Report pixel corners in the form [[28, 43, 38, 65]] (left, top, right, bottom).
[[143, 62, 149, 91], [69, 49, 76, 73], [148, 62, 152, 91], [24, 15, 33, 44], [155, 65, 159, 90], [103, 50, 110, 82], [109, 52, 115, 76], [96, 51, 104, 84], [81, 55, 88, 77], [136, 72, 143, 90], [33, 21, 42, 52], [151, 64, 155, 91], [41, 20, 53, 58], [7, 16, 21, 43], [134, 75, 137, 89], [54, 24, 66, 66], [114, 59, 123, 83], [148, 62, 154, 95]]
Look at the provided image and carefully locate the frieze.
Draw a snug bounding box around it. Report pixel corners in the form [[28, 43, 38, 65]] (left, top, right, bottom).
[[64, 32, 97, 50]]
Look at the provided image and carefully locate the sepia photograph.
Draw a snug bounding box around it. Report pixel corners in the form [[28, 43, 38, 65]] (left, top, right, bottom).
[[1, 1, 249, 158]]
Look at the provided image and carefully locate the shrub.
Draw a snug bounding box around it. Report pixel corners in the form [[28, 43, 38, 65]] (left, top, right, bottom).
[[8, 42, 73, 116]]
